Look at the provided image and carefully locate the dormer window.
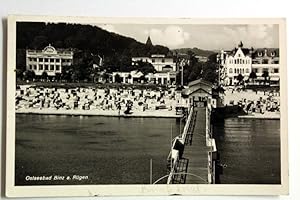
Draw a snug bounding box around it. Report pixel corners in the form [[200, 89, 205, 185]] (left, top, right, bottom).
[[258, 52, 262, 57], [271, 52, 276, 57]]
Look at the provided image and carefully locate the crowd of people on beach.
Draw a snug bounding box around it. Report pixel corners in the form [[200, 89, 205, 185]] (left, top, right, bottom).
[[15, 85, 189, 115], [225, 88, 280, 114], [238, 96, 280, 114]]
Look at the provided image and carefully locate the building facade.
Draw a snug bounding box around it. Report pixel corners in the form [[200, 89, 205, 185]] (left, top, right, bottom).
[[131, 53, 177, 85], [219, 42, 280, 86], [112, 70, 177, 85], [132, 54, 177, 72], [111, 36, 178, 85], [26, 44, 73, 76]]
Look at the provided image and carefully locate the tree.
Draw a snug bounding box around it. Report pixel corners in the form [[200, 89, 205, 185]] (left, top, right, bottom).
[[24, 70, 36, 81], [16, 69, 25, 80], [41, 71, 48, 82], [236, 74, 244, 85], [114, 74, 122, 83], [31, 35, 48, 49], [249, 71, 257, 84], [136, 61, 156, 75], [55, 73, 62, 82], [262, 71, 269, 85]]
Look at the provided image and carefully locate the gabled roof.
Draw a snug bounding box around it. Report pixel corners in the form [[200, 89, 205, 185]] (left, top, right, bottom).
[[188, 79, 214, 88], [182, 87, 212, 96]]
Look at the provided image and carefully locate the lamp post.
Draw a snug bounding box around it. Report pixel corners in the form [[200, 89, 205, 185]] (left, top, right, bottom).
[[216, 54, 221, 86]]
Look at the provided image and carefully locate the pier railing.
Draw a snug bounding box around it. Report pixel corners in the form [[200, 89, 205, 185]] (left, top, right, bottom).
[[205, 101, 218, 184], [167, 106, 194, 184], [166, 99, 218, 184]]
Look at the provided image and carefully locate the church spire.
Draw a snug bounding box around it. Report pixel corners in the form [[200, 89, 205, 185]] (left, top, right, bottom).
[[238, 41, 243, 48], [146, 36, 153, 46]]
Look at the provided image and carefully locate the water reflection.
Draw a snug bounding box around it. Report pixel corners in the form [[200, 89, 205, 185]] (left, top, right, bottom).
[[213, 118, 281, 184]]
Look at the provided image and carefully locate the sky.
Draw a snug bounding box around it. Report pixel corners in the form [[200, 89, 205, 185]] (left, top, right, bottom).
[[95, 23, 279, 50]]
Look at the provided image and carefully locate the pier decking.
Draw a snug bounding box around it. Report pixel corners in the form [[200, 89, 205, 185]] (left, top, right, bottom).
[[167, 105, 217, 184], [184, 107, 211, 183]]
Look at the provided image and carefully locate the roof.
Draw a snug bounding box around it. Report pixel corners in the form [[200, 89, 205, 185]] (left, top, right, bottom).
[[253, 48, 279, 58], [188, 79, 214, 87], [27, 44, 73, 55], [182, 87, 212, 96], [146, 36, 153, 46]]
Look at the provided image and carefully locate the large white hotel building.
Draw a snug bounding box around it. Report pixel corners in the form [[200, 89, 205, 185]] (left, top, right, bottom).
[[218, 41, 280, 86], [26, 44, 73, 76]]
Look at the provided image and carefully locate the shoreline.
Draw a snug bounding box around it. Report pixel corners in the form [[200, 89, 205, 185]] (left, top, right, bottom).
[[15, 109, 182, 118], [238, 112, 280, 120]]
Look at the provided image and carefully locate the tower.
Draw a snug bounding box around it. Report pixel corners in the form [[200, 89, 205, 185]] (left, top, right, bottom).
[[146, 36, 153, 46], [238, 41, 243, 48]]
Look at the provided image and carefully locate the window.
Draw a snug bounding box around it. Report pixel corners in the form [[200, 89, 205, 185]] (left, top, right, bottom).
[[253, 68, 258, 73], [237, 59, 239, 64], [56, 65, 60, 70], [29, 65, 32, 70], [50, 58, 54, 62], [39, 58, 43, 62], [162, 58, 165, 63], [45, 65, 49, 70], [39, 64, 43, 70], [246, 68, 249, 73], [152, 59, 155, 63], [274, 68, 279, 73], [50, 65, 54, 71], [263, 68, 268, 73], [45, 58, 49, 62], [33, 58, 37, 62], [33, 65, 37, 70], [242, 69, 244, 74], [56, 58, 60, 62], [229, 68, 233, 73], [235, 60, 237, 64], [234, 68, 237, 73]]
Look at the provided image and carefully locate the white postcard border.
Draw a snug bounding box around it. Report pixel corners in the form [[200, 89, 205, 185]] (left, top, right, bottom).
[[5, 15, 288, 197]]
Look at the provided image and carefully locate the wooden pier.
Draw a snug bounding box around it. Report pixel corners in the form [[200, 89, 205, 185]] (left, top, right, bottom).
[[184, 107, 212, 183], [167, 104, 217, 184]]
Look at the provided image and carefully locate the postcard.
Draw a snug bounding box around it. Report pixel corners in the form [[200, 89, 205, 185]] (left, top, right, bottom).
[[5, 15, 288, 197]]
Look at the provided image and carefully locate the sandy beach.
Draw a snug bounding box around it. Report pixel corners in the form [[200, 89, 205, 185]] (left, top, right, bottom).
[[238, 112, 280, 119]]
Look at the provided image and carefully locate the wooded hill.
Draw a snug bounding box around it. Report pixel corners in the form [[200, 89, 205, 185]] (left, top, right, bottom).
[[16, 22, 171, 71], [173, 47, 216, 58]]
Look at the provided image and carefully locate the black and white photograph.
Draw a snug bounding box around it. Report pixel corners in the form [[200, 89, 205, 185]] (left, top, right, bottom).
[[5, 16, 288, 197]]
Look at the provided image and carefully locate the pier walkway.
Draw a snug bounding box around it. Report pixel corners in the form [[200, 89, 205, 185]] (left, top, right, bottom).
[[184, 107, 211, 183], [166, 105, 217, 184]]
